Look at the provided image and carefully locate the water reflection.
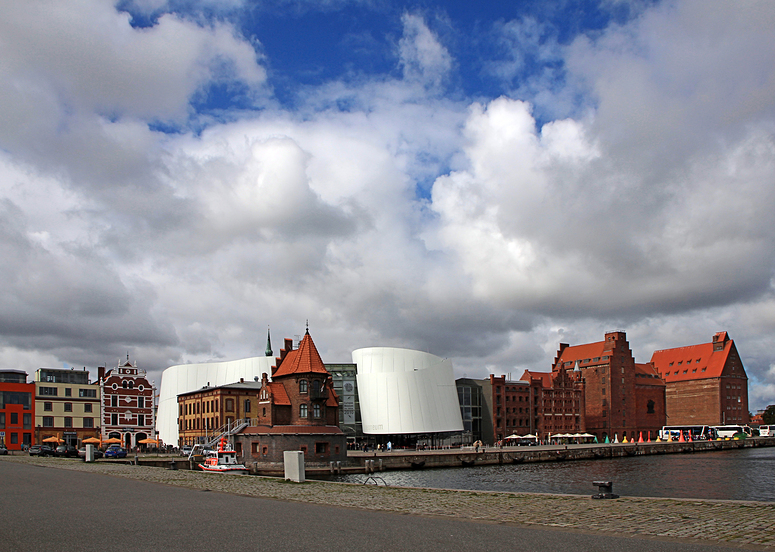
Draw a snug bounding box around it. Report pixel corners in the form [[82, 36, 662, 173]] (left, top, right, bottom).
[[333, 447, 775, 501]]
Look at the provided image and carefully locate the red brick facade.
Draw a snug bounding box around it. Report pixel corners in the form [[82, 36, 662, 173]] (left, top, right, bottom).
[[552, 331, 666, 441], [236, 330, 346, 465], [650, 332, 749, 426], [522, 367, 586, 439], [99, 357, 156, 449]]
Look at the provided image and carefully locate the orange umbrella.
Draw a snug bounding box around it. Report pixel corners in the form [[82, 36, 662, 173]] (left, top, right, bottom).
[[82, 437, 101, 444], [138, 438, 159, 444], [103, 438, 122, 444], [42, 436, 63, 443]]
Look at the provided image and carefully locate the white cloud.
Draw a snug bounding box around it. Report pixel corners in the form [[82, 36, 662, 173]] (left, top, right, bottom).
[[398, 13, 453, 91]]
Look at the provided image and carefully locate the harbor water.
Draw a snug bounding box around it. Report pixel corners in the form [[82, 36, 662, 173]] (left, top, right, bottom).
[[332, 446, 775, 502]]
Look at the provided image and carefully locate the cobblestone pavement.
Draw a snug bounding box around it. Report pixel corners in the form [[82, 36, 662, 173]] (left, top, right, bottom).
[[4, 455, 774, 549]]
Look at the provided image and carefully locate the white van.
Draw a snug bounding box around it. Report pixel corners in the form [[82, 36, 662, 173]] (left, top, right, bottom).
[[759, 425, 775, 437]]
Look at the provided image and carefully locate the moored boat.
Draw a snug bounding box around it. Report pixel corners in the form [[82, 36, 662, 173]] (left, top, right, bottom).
[[198, 437, 249, 475]]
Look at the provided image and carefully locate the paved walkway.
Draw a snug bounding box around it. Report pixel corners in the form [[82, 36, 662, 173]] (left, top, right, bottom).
[[3, 455, 774, 549]]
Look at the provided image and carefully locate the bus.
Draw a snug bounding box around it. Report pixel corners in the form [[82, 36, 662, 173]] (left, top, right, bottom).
[[659, 425, 712, 441], [713, 425, 751, 438]]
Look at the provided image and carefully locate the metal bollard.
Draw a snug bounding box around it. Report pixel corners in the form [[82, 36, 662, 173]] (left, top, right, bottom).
[[591, 480, 619, 499]]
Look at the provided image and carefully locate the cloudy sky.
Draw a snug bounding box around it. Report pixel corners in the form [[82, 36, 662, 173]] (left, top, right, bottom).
[[2, 0, 774, 410]]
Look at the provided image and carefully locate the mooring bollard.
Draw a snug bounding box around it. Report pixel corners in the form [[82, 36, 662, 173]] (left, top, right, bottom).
[[591, 480, 619, 499]]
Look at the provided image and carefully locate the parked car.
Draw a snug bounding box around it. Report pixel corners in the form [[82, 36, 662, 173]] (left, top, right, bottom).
[[104, 445, 127, 459], [55, 444, 78, 458], [180, 445, 192, 456], [29, 445, 55, 457], [0, 445, 8, 455], [77, 447, 104, 459]]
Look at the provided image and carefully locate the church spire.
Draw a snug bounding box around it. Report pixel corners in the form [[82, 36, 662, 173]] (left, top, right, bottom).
[[265, 326, 273, 357]]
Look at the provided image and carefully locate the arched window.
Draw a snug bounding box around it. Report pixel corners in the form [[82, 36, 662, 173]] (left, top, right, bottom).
[[299, 380, 308, 393], [122, 381, 127, 389], [300, 404, 308, 418]]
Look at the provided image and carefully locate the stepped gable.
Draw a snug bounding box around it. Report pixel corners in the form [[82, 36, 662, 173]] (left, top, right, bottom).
[[272, 329, 329, 378], [650, 332, 733, 382]]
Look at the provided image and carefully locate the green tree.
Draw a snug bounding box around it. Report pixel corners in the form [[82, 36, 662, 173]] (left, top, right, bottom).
[[762, 405, 775, 425]]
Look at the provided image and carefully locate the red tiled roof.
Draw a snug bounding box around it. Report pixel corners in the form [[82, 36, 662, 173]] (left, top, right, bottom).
[[266, 382, 290, 405], [240, 425, 344, 435], [520, 370, 552, 388], [650, 337, 731, 382], [272, 331, 329, 378], [634, 363, 666, 386], [554, 341, 607, 367]]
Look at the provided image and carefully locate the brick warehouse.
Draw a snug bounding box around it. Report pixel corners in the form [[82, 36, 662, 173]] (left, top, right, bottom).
[[234, 328, 347, 465], [551, 331, 666, 442], [521, 366, 586, 440], [650, 331, 749, 426]]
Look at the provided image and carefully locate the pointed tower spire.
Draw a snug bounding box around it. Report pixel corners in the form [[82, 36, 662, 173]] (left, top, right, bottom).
[[265, 326, 273, 357]]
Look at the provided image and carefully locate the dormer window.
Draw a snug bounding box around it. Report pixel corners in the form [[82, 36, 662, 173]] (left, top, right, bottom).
[[299, 380, 308, 393]]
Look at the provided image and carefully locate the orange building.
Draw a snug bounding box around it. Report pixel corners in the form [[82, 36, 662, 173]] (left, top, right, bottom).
[[177, 380, 262, 448], [650, 332, 748, 426], [0, 370, 35, 450]]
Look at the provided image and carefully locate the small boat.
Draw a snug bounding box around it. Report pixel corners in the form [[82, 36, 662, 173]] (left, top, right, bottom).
[[198, 437, 249, 475]]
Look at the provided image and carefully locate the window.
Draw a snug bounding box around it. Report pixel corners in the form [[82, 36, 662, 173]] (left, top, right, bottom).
[[300, 404, 308, 418], [647, 400, 655, 414], [83, 417, 93, 428], [138, 397, 144, 408], [225, 399, 234, 412], [64, 403, 72, 412], [244, 399, 251, 413], [315, 442, 327, 454], [43, 416, 54, 427], [84, 403, 92, 413], [23, 413, 31, 429], [122, 381, 128, 389], [313, 404, 321, 418], [64, 417, 72, 428], [10, 412, 18, 425], [79, 388, 96, 398], [137, 414, 145, 426], [111, 396, 118, 407], [40, 387, 57, 396], [10, 433, 18, 444], [299, 380, 308, 393], [44, 402, 53, 412], [111, 413, 118, 425]]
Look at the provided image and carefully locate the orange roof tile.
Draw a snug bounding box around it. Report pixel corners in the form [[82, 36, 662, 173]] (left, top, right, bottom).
[[265, 382, 291, 405], [272, 330, 329, 378], [650, 338, 731, 382], [634, 363, 666, 386], [554, 341, 608, 368], [520, 370, 553, 388]]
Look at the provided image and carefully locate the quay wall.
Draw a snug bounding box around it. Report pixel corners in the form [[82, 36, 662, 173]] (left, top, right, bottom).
[[135, 437, 775, 475], [345, 437, 775, 473]]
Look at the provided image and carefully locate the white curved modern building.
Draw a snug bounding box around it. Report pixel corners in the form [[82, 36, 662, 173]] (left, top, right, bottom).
[[353, 347, 463, 435], [156, 356, 276, 446]]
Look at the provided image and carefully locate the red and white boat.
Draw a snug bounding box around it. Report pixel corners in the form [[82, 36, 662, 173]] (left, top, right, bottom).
[[198, 437, 249, 475]]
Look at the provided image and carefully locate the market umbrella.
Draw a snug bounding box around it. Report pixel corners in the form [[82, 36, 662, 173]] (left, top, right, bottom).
[[42, 436, 63, 443], [103, 438, 122, 444], [138, 438, 159, 444], [82, 437, 101, 444]]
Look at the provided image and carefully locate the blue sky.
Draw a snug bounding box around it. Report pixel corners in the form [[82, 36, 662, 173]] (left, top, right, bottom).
[[1, 0, 775, 412]]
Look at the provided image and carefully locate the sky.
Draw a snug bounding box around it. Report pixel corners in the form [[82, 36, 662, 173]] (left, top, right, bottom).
[[1, 0, 775, 411]]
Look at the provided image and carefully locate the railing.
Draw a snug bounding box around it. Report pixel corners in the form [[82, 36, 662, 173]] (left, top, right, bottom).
[[204, 418, 251, 447]]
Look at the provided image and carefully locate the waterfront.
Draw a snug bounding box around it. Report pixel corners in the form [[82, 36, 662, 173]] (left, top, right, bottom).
[[333, 446, 775, 502]]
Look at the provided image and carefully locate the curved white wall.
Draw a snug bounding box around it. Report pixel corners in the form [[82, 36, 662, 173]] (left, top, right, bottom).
[[156, 356, 276, 445], [353, 347, 463, 435]]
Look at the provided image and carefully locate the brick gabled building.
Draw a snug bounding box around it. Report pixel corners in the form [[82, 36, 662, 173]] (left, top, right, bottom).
[[551, 331, 665, 442], [99, 356, 156, 449], [235, 329, 346, 465], [650, 331, 749, 426], [521, 366, 586, 439]]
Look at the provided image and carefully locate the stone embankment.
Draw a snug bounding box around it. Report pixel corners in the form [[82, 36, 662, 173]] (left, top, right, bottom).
[[344, 436, 775, 473], [2, 454, 774, 549]]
